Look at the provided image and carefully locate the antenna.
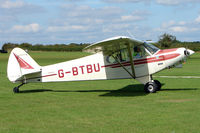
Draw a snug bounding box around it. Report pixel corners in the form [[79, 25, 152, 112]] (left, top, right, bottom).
[[126, 30, 134, 38]]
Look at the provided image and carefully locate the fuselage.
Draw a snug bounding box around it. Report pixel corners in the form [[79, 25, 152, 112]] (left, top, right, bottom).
[[40, 47, 193, 84]]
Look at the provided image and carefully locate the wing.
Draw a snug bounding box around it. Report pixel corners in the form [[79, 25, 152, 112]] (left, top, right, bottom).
[[84, 36, 144, 78], [83, 36, 144, 55]]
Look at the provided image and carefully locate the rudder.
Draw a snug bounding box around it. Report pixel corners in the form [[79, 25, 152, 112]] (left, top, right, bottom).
[[7, 48, 41, 83]]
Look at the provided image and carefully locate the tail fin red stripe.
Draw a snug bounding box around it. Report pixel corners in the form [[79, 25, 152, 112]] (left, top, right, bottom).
[[13, 53, 34, 69]]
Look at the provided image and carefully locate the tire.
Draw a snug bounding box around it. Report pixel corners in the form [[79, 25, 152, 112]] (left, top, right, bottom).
[[144, 82, 157, 93], [13, 87, 19, 93], [154, 80, 161, 91]]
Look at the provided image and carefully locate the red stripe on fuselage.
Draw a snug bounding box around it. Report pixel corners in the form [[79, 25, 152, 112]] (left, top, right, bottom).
[[102, 53, 180, 68], [134, 53, 180, 65], [42, 74, 57, 78], [155, 48, 178, 55]]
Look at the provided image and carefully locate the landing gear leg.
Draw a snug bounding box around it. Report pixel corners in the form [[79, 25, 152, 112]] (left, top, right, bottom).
[[13, 83, 25, 93]]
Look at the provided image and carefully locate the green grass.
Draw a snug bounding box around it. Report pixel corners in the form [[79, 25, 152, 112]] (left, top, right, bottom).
[[0, 51, 200, 133]]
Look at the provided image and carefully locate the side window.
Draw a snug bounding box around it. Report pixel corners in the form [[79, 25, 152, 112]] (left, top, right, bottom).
[[133, 45, 149, 59], [106, 49, 129, 63], [120, 49, 129, 62], [106, 54, 117, 63]]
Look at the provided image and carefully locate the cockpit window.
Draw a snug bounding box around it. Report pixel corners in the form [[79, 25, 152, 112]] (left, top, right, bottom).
[[143, 43, 159, 54], [106, 44, 152, 63], [133, 45, 149, 59]]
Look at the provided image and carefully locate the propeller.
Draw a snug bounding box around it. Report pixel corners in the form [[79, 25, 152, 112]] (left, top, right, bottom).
[[184, 49, 195, 56], [183, 48, 195, 63]]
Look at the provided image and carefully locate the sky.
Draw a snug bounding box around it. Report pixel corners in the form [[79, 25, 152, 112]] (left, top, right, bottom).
[[0, 0, 200, 48]]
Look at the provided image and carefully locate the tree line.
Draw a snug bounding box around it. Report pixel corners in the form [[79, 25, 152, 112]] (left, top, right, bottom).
[[1, 33, 200, 52], [2, 43, 90, 52], [156, 33, 200, 51]]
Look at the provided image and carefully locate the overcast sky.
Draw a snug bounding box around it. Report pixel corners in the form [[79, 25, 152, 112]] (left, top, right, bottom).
[[0, 0, 200, 48]]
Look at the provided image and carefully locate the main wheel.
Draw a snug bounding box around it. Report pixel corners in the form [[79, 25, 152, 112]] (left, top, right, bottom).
[[144, 82, 157, 93], [154, 80, 161, 91], [13, 87, 19, 93]]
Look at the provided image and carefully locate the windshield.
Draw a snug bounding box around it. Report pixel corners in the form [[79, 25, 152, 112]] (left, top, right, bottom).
[[143, 43, 159, 54], [106, 43, 158, 63]]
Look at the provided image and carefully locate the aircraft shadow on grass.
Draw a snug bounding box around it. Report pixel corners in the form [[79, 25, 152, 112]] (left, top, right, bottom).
[[99, 84, 147, 97], [19, 83, 198, 97], [19, 84, 146, 97]]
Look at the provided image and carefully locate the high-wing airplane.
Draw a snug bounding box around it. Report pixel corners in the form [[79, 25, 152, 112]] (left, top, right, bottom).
[[7, 36, 194, 93]]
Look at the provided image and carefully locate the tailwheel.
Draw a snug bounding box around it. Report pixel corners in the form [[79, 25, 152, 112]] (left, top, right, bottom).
[[13, 83, 25, 93], [144, 82, 158, 93], [154, 80, 161, 91], [13, 87, 19, 93]]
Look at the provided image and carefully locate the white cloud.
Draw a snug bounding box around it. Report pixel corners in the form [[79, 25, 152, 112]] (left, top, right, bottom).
[[103, 0, 141, 2], [121, 15, 137, 21], [0, 0, 45, 35], [195, 15, 200, 23], [0, 0, 25, 9], [0, 0, 45, 14], [47, 25, 88, 32], [102, 23, 130, 33], [161, 20, 176, 28], [102, 0, 200, 5], [61, 5, 123, 19], [51, 4, 149, 34], [156, 0, 180, 5], [121, 15, 144, 21], [156, 16, 200, 35], [11, 23, 40, 33], [178, 21, 186, 25], [121, 10, 149, 21], [156, 0, 200, 5], [170, 26, 187, 32], [62, 5, 148, 23], [159, 20, 185, 32]]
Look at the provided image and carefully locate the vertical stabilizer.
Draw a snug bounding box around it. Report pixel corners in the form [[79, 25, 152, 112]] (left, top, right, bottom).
[[7, 48, 41, 83]]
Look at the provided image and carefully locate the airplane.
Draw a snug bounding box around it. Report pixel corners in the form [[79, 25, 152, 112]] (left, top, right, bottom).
[[7, 36, 195, 93]]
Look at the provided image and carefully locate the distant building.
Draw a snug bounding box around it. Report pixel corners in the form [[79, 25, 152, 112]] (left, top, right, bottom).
[[0, 49, 8, 53]]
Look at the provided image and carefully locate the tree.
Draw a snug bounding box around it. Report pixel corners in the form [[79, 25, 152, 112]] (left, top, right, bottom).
[[19, 43, 32, 49], [2, 43, 18, 51], [158, 33, 178, 48]]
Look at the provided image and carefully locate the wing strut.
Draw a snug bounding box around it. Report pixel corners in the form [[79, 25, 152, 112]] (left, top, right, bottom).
[[111, 42, 135, 79], [126, 43, 135, 78], [111, 55, 135, 79]]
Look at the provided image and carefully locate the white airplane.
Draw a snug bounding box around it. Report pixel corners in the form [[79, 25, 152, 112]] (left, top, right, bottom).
[[7, 36, 194, 93]]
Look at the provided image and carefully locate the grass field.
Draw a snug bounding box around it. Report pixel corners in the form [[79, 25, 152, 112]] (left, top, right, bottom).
[[0, 51, 200, 133]]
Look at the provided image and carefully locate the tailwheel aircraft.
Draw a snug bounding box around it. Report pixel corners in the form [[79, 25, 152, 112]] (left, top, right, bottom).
[[7, 36, 194, 93]]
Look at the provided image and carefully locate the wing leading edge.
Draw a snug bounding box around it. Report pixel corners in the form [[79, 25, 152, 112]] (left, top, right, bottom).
[[83, 36, 144, 55]]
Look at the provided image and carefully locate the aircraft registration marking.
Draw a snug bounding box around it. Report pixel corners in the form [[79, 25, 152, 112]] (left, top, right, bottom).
[[57, 63, 101, 78]]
